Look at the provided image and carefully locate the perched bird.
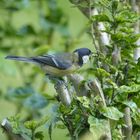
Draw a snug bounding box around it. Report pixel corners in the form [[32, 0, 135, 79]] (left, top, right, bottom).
[[5, 48, 92, 77]]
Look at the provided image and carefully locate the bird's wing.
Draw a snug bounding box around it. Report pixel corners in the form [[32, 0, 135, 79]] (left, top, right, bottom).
[[31, 53, 74, 70]]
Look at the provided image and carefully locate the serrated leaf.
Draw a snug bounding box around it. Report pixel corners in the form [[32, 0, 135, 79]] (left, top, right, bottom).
[[100, 107, 123, 120]]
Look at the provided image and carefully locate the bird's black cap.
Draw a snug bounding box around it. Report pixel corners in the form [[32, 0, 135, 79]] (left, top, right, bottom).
[[74, 48, 92, 56], [74, 48, 92, 66]]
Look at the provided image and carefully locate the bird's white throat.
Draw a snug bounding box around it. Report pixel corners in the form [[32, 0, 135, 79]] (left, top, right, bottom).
[[82, 55, 89, 64]]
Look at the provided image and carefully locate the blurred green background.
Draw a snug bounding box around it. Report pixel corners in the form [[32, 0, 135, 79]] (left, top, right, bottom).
[[0, 0, 92, 139]]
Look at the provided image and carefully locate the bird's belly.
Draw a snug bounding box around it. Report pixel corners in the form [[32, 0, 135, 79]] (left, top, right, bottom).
[[42, 65, 78, 77]]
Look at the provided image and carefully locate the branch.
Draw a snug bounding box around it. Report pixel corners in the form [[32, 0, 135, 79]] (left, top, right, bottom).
[[69, 0, 110, 54], [90, 8, 110, 54], [137, 135, 140, 140], [130, 0, 140, 62], [69, 0, 90, 18], [88, 79, 112, 140], [88, 78, 106, 106], [67, 74, 89, 96], [1, 119, 25, 140], [122, 107, 132, 140], [112, 45, 121, 66], [54, 80, 72, 106]]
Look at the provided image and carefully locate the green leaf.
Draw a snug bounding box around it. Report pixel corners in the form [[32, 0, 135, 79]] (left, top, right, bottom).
[[100, 107, 123, 120], [131, 33, 140, 43], [7, 85, 34, 99], [117, 84, 140, 94], [35, 131, 44, 140], [112, 128, 123, 140], [37, 116, 49, 128], [122, 101, 137, 112], [24, 115, 49, 130], [92, 14, 111, 22], [24, 120, 38, 130], [76, 96, 90, 108], [97, 68, 110, 77], [8, 115, 31, 139], [88, 116, 110, 139], [24, 94, 48, 110], [56, 124, 66, 129], [106, 79, 118, 89], [112, 0, 118, 12], [17, 25, 36, 35], [45, 104, 59, 129]]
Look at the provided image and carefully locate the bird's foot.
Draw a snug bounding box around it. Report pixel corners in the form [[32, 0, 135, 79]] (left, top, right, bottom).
[[45, 73, 65, 84]]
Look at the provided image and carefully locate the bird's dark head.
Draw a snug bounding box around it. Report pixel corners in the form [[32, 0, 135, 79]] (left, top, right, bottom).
[[73, 48, 92, 66]]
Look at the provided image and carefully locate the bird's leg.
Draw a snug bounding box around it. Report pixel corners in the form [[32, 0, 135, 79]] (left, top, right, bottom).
[[45, 73, 65, 84], [54, 80, 64, 89], [63, 76, 69, 88]]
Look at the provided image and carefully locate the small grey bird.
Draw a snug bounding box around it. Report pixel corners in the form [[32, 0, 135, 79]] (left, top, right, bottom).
[[5, 48, 92, 77]]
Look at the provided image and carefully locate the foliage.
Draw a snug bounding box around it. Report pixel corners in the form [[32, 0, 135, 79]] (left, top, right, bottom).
[[1, 0, 140, 140]]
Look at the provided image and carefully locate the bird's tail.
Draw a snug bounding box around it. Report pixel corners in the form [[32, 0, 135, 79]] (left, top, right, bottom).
[[5, 56, 35, 63]]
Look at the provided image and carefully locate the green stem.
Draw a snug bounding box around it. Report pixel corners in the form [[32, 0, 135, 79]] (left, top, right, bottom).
[[31, 129, 35, 140]]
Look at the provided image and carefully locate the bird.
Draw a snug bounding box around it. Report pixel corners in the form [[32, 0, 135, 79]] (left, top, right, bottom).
[[5, 48, 92, 77]]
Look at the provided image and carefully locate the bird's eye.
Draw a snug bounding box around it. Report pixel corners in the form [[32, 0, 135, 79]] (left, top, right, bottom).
[[82, 55, 89, 64]]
